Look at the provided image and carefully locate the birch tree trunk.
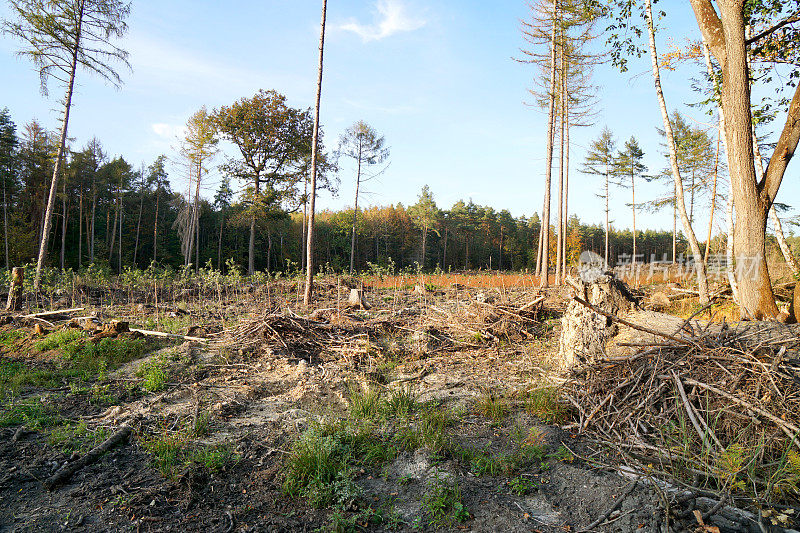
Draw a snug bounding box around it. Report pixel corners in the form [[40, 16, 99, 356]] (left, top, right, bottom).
[[34, 0, 84, 290], [645, 0, 709, 304]]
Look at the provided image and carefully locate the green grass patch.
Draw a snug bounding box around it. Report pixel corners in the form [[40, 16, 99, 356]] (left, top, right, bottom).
[[0, 360, 61, 398], [0, 329, 26, 349], [524, 386, 569, 424], [136, 355, 170, 392], [283, 420, 397, 509], [0, 400, 63, 429], [422, 475, 469, 528], [48, 421, 110, 454], [475, 390, 508, 421], [142, 432, 235, 478]]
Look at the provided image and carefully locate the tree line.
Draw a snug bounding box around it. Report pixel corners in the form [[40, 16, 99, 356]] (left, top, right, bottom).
[[0, 109, 756, 279]]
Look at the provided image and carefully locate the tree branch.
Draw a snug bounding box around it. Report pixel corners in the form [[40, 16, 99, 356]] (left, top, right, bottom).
[[761, 81, 800, 203], [746, 10, 800, 45], [690, 0, 726, 67]]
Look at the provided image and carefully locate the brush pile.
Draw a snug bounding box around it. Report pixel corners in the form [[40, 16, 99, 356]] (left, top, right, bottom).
[[567, 314, 800, 504]]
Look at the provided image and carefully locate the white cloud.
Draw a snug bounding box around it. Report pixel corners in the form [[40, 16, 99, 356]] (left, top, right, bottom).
[[151, 122, 185, 140], [339, 0, 426, 42]]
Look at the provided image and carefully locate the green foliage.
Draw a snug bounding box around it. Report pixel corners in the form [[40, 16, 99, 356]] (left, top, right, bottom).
[[48, 421, 109, 454], [524, 386, 569, 424], [35, 329, 85, 352], [508, 475, 537, 495], [0, 329, 25, 348], [475, 390, 508, 421], [422, 475, 469, 528], [142, 431, 235, 478], [136, 355, 170, 392], [0, 360, 59, 398], [0, 400, 62, 428]]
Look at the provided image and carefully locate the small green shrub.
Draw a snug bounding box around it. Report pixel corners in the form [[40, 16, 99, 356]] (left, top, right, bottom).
[[422, 475, 469, 527], [508, 475, 537, 495], [137, 355, 170, 392]]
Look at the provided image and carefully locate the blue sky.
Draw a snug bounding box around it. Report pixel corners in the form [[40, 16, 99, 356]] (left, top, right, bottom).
[[1, 0, 797, 237]]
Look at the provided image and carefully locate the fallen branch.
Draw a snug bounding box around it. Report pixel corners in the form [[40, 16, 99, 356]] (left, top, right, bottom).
[[45, 423, 133, 490], [129, 328, 208, 343], [22, 307, 84, 318], [578, 481, 638, 533]]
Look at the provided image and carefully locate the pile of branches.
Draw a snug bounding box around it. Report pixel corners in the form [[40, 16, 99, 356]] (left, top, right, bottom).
[[424, 295, 549, 345], [567, 315, 800, 506], [219, 309, 402, 364]]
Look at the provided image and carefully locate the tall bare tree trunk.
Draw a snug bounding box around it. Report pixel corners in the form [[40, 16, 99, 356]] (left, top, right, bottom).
[[555, 47, 565, 286], [301, 178, 308, 272], [304, 0, 327, 306], [539, 2, 558, 288], [605, 164, 610, 269], [60, 179, 67, 270], [631, 168, 636, 284], [349, 145, 362, 275], [90, 177, 95, 262], [34, 0, 84, 290], [153, 186, 159, 263], [645, 0, 709, 304], [78, 185, 83, 268], [133, 179, 143, 267], [563, 95, 570, 279], [3, 173, 9, 270]]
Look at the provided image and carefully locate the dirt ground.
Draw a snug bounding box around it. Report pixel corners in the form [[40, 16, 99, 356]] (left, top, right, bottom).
[[0, 279, 785, 532]]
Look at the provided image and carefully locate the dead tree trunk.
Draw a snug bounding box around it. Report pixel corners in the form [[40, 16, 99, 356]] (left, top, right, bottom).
[[6, 266, 23, 311]]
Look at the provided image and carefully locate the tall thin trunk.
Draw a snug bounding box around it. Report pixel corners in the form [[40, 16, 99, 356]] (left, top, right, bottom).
[[442, 227, 448, 269], [539, 2, 558, 288], [34, 0, 84, 290], [118, 201, 122, 272], [133, 181, 143, 267], [217, 209, 224, 270], [645, 0, 709, 303], [349, 142, 362, 275], [3, 174, 9, 270], [304, 0, 327, 306], [153, 186, 159, 263], [563, 95, 570, 279], [631, 167, 636, 283], [301, 178, 308, 272], [705, 131, 720, 264], [604, 163, 610, 268], [90, 177, 95, 262], [555, 51, 565, 286], [78, 184, 83, 268], [60, 179, 67, 270], [108, 192, 118, 263], [248, 175, 259, 276]]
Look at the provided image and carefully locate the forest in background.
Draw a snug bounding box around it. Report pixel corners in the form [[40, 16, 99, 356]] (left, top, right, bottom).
[[2, 107, 800, 278]]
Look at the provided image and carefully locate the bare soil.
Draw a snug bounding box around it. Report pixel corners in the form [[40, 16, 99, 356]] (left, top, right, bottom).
[[0, 280, 771, 532]]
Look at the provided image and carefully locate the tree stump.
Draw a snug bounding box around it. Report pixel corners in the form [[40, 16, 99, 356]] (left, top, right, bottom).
[[789, 283, 800, 324], [558, 274, 639, 369], [348, 288, 370, 309], [5, 267, 23, 311]]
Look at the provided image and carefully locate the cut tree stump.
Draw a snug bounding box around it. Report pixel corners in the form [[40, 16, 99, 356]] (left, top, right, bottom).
[[5, 267, 23, 311], [348, 288, 370, 309], [558, 274, 639, 368]]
